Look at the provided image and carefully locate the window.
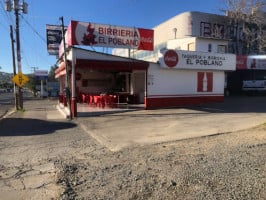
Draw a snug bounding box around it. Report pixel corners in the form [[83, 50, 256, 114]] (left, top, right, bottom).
[[217, 45, 227, 53], [208, 44, 212, 52], [188, 42, 195, 51]]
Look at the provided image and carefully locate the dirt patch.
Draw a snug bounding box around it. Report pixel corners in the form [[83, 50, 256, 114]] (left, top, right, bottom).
[[56, 124, 266, 200]]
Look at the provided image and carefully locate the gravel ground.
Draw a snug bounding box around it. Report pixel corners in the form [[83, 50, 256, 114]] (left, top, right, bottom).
[[1, 96, 265, 199], [56, 123, 266, 200]]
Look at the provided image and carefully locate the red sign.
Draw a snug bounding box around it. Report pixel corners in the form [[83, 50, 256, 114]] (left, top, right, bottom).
[[236, 55, 247, 70], [164, 50, 179, 67], [197, 72, 213, 92], [66, 21, 154, 51]]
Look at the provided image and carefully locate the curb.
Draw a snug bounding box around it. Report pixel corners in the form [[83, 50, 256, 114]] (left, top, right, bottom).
[[56, 104, 70, 119], [0, 109, 16, 120]]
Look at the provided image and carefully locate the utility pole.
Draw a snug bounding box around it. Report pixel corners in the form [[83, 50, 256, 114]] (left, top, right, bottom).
[[9, 25, 18, 110], [31, 66, 38, 74], [5, 0, 28, 110]]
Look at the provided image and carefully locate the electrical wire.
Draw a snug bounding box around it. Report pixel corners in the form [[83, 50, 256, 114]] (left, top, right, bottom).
[[21, 14, 46, 44], [0, 0, 14, 30], [19, 15, 59, 72], [0, 0, 59, 74]]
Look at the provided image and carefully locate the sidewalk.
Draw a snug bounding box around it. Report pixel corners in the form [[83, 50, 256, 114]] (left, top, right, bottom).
[[2, 97, 266, 152], [76, 96, 266, 151], [0, 98, 73, 200], [0, 98, 64, 121]]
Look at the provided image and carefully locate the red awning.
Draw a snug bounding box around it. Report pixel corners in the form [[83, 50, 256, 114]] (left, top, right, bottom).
[[55, 62, 66, 78], [75, 59, 149, 71]]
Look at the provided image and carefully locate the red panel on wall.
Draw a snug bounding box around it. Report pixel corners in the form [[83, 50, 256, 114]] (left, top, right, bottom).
[[145, 95, 224, 109], [197, 72, 213, 92]]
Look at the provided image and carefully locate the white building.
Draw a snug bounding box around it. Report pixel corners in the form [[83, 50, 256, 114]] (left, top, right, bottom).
[[114, 11, 266, 95], [113, 11, 231, 61]]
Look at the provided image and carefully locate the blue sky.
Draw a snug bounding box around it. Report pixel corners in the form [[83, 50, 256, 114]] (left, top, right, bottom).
[[0, 0, 225, 74]]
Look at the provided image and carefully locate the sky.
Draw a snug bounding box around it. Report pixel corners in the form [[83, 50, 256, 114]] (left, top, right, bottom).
[[0, 0, 225, 74]]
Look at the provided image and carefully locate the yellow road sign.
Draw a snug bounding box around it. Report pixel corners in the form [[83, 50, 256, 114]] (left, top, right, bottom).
[[12, 72, 29, 87]]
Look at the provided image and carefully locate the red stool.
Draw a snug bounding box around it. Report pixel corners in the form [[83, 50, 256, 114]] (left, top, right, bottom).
[[104, 95, 116, 108], [88, 95, 95, 106], [94, 96, 102, 107], [81, 93, 87, 103]]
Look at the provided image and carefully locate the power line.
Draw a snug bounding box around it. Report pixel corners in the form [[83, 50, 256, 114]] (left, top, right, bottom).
[[21, 14, 46, 44], [19, 15, 56, 71], [0, 0, 13, 27]]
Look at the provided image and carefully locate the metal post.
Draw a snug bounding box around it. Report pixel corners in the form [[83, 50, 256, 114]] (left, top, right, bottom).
[[60, 16, 72, 119], [10, 25, 18, 110], [40, 79, 43, 97], [71, 53, 77, 118]]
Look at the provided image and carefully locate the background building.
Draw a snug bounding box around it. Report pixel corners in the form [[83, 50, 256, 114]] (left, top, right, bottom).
[[113, 11, 266, 95]]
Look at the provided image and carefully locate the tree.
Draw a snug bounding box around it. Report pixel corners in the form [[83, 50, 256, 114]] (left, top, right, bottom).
[[25, 74, 38, 95], [48, 64, 58, 82], [222, 0, 266, 55]]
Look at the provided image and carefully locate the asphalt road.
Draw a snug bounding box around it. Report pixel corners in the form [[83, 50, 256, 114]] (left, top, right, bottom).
[[0, 91, 40, 118], [0, 92, 14, 118]]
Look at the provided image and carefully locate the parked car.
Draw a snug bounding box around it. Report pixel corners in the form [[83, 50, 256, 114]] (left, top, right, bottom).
[[37, 90, 48, 98], [0, 88, 7, 93]]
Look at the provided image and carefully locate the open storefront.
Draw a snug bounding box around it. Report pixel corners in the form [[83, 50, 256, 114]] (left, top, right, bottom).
[[55, 47, 149, 117]]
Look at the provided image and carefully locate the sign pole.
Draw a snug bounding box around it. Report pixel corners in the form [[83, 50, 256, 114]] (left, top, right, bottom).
[[41, 79, 43, 97], [60, 16, 72, 119]]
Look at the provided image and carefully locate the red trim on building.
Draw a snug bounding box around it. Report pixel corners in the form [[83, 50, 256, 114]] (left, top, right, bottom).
[[75, 59, 149, 71], [145, 95, 224, 109], [68, 21, 79, 45], [71, 97, 77, 118]]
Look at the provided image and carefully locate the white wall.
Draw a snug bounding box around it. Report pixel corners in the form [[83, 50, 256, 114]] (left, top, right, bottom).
[[131, 71, 145, 103], [153, 12, 192, 45], [166, 37, 228, 53], [153, 11, 228, 47], [196, 38, 228, 53], [112, 11, 232, 62], [166, 37, 196, 50], [147, 63, 225, 97]]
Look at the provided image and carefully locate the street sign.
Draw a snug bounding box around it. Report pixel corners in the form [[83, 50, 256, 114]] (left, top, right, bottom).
[[35, 70, 48, 80], [35, 70, 48, 76], [12, 72, 29, 87]]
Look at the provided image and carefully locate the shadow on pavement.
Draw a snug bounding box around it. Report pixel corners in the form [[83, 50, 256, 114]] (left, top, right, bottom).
[[79, 96, 266, 119], [0, 118, 76, 136], [189, 96, 266, 113]]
